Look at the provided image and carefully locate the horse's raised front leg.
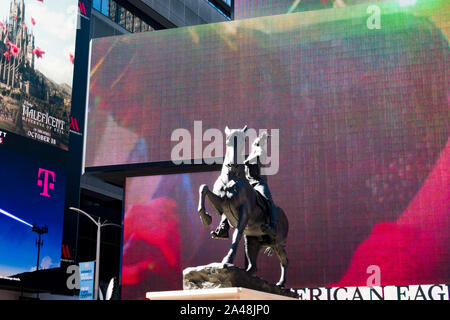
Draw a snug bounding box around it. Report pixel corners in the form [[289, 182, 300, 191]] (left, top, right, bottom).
[[198, 184, 224, 226], [198, 184, 212, 226], [222, 205, 249, 264]]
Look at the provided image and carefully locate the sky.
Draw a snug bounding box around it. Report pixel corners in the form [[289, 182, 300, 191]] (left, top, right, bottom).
[[0, 0, 78, 87]]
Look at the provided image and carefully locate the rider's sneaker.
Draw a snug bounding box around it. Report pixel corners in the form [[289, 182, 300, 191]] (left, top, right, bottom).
[[211, 223, 229, 240]]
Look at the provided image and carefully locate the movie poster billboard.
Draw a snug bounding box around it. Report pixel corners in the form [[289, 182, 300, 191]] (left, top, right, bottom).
[[0, 0, 78, 150]]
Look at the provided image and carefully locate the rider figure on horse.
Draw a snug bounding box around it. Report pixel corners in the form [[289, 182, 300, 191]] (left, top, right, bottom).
[[211, 131, 277, 239]]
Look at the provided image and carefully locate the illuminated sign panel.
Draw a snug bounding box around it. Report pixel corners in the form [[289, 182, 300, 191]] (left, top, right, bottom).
[[0, 0, 78, 150], [0, 147, 67, 277], [78, 261, 95, 300], [0, 0, 83, 281], [85, 1, 449, 298]]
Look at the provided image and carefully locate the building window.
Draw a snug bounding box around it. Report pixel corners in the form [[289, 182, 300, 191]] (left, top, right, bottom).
[[93, 0, 155, 33], [119, 6, 127, 29], [126, 9, 134, 32], [93, 0, 108, 16], [93, 0, 101, 12], [109, 0, 117, 22], [206, 0, 232, 20]]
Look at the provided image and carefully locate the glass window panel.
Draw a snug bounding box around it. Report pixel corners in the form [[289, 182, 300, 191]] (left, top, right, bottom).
[[93, 0, 101, 11], [126, 11, 133, 32], [101, 0, 109, 15], [109, 0, 117, 22], [119, 7, 127, 29]]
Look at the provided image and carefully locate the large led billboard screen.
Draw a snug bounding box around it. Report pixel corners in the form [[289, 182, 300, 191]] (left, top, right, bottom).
[[85, 1, 449, 299], [123, 141, 448, 298], [86, 1, 449, 168], [0, 0, 78, 150], [0, 147, 67, 277], [0, 0, 84, 283]]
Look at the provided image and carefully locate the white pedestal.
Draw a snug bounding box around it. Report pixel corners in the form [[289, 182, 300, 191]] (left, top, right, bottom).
[[146, 287, 298, 300]]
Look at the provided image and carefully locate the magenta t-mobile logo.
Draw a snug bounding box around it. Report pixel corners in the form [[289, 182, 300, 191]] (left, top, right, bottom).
[[37, 168, 55, 197]]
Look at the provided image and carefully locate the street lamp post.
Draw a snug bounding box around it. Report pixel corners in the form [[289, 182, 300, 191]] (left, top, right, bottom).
[[32, 225, 48, 273], [32, 224, 48, 299], [69, 207, 121, 300]]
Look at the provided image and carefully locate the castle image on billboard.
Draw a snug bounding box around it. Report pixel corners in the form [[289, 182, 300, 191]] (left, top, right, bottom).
[[0, 0, 75, 150]]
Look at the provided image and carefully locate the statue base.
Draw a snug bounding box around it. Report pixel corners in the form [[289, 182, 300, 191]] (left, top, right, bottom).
[[181, 263, 299, 299], [146, 287, 298, 300]]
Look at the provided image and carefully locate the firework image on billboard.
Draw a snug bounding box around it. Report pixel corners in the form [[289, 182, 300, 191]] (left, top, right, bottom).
[[0, 0, 78, 150], [0, 147, 67, 278], [85, 1, 449, 298]]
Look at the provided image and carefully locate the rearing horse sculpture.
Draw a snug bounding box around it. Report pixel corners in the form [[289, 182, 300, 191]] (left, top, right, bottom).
[[197, 126, 289, 287]]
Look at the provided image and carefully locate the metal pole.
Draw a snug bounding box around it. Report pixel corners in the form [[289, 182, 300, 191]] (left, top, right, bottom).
[[36, 234, 41, 272], [95, 218, 101, 300], [234, 136, 237, 165], [36, 233, 41, 299]]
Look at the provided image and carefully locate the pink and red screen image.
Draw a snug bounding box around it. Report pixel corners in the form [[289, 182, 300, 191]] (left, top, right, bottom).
[[122, 140, 449, 299], [123, 173, 238, 299], [85, 3, 450, 299]]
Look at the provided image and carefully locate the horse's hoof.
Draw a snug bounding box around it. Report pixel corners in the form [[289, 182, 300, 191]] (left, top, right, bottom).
[[276, 282, 285, 288], [246, 266, 257, 275], [221, 256, 233, 265], [221, 262, 234, 266], [199, 210, 212, 226]]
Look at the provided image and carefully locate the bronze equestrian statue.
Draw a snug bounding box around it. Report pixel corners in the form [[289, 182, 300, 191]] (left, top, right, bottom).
[[197, 126, 289, 287]]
